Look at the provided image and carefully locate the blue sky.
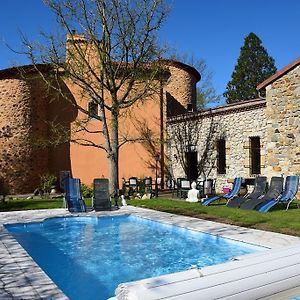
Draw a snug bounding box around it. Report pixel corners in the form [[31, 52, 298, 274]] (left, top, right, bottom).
[[0, 0, 299, 104]]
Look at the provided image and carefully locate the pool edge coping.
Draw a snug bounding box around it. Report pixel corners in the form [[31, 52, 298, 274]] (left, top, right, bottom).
[[0, 206, 300, 299]]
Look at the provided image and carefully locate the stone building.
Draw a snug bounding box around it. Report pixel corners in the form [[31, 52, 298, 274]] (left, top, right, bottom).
[[167, 98, 267, 192], [0, 66, 77, 194], [0, 44, 298, 195], [258, 57, 300, 178], [0, 46, 200, 194], [168, 57, 300, 193]]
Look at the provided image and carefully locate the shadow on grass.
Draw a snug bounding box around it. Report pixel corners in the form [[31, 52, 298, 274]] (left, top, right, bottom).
[[267, 202, 299, 212]]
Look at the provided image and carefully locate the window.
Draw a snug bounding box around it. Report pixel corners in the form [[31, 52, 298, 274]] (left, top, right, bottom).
[[217, 139, 226, 174], [88, 101, 98, 118], [250, 137, 261, 174]]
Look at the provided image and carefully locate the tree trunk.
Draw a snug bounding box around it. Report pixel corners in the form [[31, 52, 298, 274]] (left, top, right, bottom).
[[159, 84, 164, 189], [109, 107, 119, 196], [108, 151, 118, 197]]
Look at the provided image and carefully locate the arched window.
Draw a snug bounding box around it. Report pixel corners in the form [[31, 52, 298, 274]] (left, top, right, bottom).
[[88, 101, 98, 118]]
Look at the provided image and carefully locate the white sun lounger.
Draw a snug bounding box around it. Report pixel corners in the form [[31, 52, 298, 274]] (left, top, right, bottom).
[[114, 243, 300, 300]]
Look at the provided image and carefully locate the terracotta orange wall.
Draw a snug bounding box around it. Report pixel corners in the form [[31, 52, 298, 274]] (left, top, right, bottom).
[[70, 136, 159, 187], [62, 36, 198, 187], [119, 96, 161, 180], [66, 82, 161, 187]]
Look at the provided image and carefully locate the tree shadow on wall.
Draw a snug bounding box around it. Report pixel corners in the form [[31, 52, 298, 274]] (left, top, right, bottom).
[[47, 80, 78, 182], [29, 77, 78, 191], [166, 92, 187, 117], [168, 111, 219, 180]]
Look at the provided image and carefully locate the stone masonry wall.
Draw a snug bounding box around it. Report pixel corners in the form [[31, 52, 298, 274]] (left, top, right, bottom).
[[264, 65, 300, 178], [166, 65, 197, 110], [168, 103, 267, 193], [0, 78, 49, 194]]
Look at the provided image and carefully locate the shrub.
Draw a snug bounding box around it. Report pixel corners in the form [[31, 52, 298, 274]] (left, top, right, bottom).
[[139, 178, 146, 195], [81, 184, 93, 198], [40, 173, 57, 195], [0, 177, 9, 202], [121, 178, 127, 195]]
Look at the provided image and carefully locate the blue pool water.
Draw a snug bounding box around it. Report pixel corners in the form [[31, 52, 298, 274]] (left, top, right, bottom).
[[6, 215, 264, 300]]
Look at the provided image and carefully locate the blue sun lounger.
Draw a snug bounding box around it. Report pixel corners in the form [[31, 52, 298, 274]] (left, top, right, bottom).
[[257, 175, 299, 212], [64, 178, 86, 212], [201, 177, 242, 206], [227, 176, 267, 208], [240, 176, 283, 210]]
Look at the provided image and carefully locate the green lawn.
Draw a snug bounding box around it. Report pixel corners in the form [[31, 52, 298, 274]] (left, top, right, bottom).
[[0, 197, 92, 211], [127, 198, 300, 237], [1, 196, 300, 237]]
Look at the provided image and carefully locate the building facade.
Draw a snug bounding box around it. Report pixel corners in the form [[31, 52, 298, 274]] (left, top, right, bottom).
[[167, 99, 267, 193], [0, 46, 299, 196], [168, 57, 300, 194], [0, 52, 200, 193], [258, 57, 300, 178]]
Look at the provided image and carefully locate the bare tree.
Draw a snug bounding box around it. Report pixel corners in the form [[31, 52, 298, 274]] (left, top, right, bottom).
[[18, 0, 169, 195]]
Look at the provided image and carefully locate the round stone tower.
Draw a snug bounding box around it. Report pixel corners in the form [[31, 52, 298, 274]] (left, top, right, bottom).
[[164, 60, 200, 117], [0, 68, 49, 194]]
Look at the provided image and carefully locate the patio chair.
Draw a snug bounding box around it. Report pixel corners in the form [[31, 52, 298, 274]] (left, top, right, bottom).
[[240, 176, 284, 210], [144, 176, 152, 194], [128, 177, 138, 196], [203, 178, 215, 196], [64, 178, 86, 212], [93, 178, 111, 211], [201, 177, 243, 206], [227, 176, 267, 208], [176, 178, 188, 198], [166, 177, 176, 189], [177, 178, 191, 198], [196, 178, 205, 197], [257, 175, 299, 212]]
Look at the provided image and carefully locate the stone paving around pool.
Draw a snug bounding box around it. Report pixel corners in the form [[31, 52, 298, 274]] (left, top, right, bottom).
[[1, 206, 300, 299]]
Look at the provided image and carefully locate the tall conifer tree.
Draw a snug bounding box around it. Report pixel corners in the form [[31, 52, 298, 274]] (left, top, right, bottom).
[[224, 32, 277, 103]]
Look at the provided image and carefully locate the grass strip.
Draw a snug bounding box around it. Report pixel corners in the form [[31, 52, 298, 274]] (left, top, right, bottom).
[[127, 198, 300, 237]]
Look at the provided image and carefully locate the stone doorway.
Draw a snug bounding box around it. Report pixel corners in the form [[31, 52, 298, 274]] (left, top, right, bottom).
[[186, 151, 198, 180]]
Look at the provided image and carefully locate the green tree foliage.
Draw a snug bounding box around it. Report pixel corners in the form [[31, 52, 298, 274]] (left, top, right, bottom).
[[224, 32, 277, 103], [0, 177, 9, 203], [81, 184, 93, 198], [39, 173, 57, 195]]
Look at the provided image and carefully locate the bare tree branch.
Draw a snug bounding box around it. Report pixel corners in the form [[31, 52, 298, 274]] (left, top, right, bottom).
[[168, 113, 219, 179], [16, 0, 169, 194]]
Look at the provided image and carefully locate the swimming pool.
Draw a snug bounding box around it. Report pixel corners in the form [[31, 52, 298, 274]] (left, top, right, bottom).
[[5, 215, 264, 300]]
